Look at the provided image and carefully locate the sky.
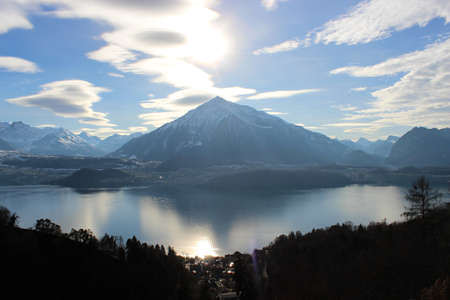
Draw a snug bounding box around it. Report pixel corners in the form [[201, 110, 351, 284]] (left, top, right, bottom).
[[0, 0, 449, 140]]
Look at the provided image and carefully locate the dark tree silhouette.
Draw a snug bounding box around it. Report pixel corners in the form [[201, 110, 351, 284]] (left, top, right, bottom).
[[403, 176, 442, 220], [68, 228, 98, 247], [35, 218, 62, 235], [417, 277, 450, 300], [0, 206, 18, 227], [234, 252, 259, 300]]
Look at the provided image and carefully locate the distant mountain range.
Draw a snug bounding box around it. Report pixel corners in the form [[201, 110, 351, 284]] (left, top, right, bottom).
[[2, 98, 449, 168], [95, 133, 144, 154], [0, 121, 142, 156], [339, 136, 399, 158], [29, 128, 103, 157], [113, 97, 450, 169]]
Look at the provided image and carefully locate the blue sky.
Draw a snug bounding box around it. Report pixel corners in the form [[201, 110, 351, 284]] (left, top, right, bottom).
[[0, 0, 449, 140]]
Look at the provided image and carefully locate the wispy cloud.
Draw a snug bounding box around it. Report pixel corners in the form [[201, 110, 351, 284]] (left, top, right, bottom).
[[107, 72, 124, 78], [350, 87, 367, 92], [7, 80, 115, 127], [313, 0, 450, 46], [261, 0, 288, 11], [267, 111, 288, 115], [334, 104, 359, 112], [2, 0, 257, 129], [325, 122, 373, 128], [330, 37, 450, 133], [253, 39, 303, 55], [0, 56, 40, 73], [255, 0, 450, 55], [139, 111, 184, 128], [119, 57, 214, 89], [36, 124, 57, 128], [78, 126, 147, 139], [247, 89, 321, 100]]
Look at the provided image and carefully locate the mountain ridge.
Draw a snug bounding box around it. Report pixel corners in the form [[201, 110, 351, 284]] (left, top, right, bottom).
[[113, 97, 348, 169], [387, 127, 450, 167], [0, 122, 142, 156]]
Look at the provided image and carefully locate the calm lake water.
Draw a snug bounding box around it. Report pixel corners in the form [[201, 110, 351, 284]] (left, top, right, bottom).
[[0, 184, 448, 256]]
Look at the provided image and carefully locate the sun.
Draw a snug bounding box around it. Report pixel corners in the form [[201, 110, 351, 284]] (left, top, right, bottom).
[[170, 7, 230, 65], [193, 238, 218, 258]]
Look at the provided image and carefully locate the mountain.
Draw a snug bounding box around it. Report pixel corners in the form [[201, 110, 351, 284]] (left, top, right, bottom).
[[340, 150, 384, 167], [97, 133, 143, 154], [0, 121, 144, 156], [29, 128, 104, 157], [387, 127, 450, 167], [370, 136, 399, 157], [113, 97, 348, 169], [0, 122, 58, 150], [78, 132, 101, 147], [340, 135, 399, 157], [0, 138, 13, 150]]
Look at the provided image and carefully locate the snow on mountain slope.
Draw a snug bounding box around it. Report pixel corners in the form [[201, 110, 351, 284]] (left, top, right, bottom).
[[0, 122, 58, 150], [113, 97, 348, 168], [29, 128, 104, 156]]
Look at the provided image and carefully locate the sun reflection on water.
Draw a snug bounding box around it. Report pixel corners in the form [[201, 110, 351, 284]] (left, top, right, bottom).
[[192, 238, 218, 258]]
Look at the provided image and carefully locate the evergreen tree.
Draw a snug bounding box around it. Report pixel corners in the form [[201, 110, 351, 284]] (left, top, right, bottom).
[[403, 176, 442, 220]]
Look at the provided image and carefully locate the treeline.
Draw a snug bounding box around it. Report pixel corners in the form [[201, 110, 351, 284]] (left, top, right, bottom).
[[0, 207, 201, 300], [3, 156, 137, 169], [233, 205, 450, 300], [204, 169, 351, 191]]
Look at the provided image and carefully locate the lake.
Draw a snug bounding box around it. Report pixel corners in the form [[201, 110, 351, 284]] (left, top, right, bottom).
[[0, 184, 447, 256]]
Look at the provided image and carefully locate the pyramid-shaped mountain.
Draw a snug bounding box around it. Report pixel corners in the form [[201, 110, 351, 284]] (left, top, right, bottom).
[[113, 97, 347, 169]]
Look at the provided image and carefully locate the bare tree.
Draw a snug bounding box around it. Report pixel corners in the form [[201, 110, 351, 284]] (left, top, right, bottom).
[[403, 176, 442, 220]]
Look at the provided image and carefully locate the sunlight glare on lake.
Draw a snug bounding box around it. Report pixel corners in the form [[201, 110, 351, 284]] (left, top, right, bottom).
[[192, 238, 218, 258]]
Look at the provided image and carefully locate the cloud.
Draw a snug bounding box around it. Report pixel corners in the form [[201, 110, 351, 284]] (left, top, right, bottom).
[[119, 57, 214, 89], [247, 89, 321, 100], [304, 125, 324, 131], [0, 56, 40, 73], [0, 1, 36, 34], [139, 111, 185, 128], [261, 0, 288, 11], [44, 0, 229, 85], [87, 45, 137, 65], [253, 39, 303, 55], [107, 72, 124, 78], [350, 87, 367, 92], [3, 0, 259, 129], [256, 0, 450, 54], [330, 37, 450, 132], [334, 104, 359, 112], [36, 124, 57, 128], [325, 122, 373, 127], [266, 111, 287, 115], [6, 80, 115, 127], [313, 0, 450, 46], [78, 126, 148, 139]]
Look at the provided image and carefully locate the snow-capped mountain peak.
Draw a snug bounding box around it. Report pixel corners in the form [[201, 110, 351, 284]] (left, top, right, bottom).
[[113, 97, 347, 168]]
